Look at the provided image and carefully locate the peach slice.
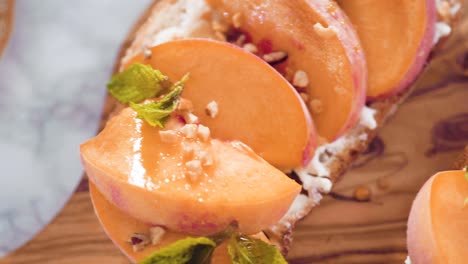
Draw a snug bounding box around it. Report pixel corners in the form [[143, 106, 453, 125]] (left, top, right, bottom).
[[81, 108, 301, 235], [407, 170, 468, 263], [89, 183, 233, 264], [125, 39, 315, 170], [338, 0, 436, 99], [207, 0, 367, 140]]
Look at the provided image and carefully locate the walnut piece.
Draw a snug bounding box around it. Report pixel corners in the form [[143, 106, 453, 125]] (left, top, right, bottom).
[[177, 98, 194, 112], [197, 124, 211, 141], [292, 70, 309, 88], [184, 112, 199, 124], [179, 124, 198, 139], [159, 130, 179, 144], [309, 99, 323, 114], [243, 43, 258, 54], [263, 51, 288, 64], [149, 226, 166, 246], [205, 101, 219, 118], [186, 159, 203, 182]]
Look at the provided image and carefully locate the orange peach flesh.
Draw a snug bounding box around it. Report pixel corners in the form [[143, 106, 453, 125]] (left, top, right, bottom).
[[338, 0, 435, 99], [407, 170, 468, 263], [89, 183, 234, 263], [207, 0, 367, 141], [125, 39, 315, 170], [80, 108, 301, 235]]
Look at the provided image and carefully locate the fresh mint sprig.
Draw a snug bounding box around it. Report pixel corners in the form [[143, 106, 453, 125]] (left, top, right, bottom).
[[227, 234, 287, 264], [107, 63, 168, 104], [130, 74, 189, 128], [139, 237, 216, 264], [139, 222, 286, 264], [106, 63, 189, 128]]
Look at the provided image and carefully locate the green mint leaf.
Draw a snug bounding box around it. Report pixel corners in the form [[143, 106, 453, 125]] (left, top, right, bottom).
[[107, 63, 168, 104], [464, 166, 468, 183], [152, 74, 188, 109], [139, 237, 216, 264], [209, 221, 239, 245], [130, 74, 189, 128], [228, 235, 287, 264], [130, 102, 174, 128]]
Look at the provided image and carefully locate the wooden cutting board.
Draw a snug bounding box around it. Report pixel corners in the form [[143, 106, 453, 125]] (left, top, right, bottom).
[[0, 0, 14, 57], [2, 1, 468, 263]]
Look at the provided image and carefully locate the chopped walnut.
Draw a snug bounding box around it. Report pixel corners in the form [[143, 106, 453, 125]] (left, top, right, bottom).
[[159, 130, 179, 144], [198, 150, 213, 167], [309, 99, 323, 114], [149, 227, 166, 245], [263, 51, 288, 64], [186, 159, 203, 182], [211, 20, 229, 32], [292, 70, 309, 88], [177, 98, 194, 112], [313, 22, 337, 38], [205, 101, 219, 118], [184, 112, 199, 124], [143, 48, 152, 59], [299, 92, 309, 102], [243, 43, 258, 54], [197, 125, 211, 141], [235, 34, 247, 46], [179, 124, 198, 139], [232, 12, 243, 28], [128, 233, 150, 252], [182, 142, 194, 158]]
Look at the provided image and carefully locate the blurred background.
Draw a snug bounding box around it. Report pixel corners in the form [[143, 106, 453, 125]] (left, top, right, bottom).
[[0, 0, 151, 256]]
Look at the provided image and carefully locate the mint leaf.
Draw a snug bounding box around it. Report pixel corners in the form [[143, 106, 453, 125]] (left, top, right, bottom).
[[228, 235, 287, 264], [130, 102, 174, 128], [130, 74, 189, 128], [464, 166, 468, 183], [139, 237, 216, 264], [209, 221, 239, 245], [107, 63, 168, 104]]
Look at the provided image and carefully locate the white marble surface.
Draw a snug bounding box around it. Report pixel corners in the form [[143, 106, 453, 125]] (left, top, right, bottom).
[[0, 0, 151, 256]]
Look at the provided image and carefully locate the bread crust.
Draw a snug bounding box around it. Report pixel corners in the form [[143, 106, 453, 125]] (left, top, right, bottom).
[[98, 0, 462, 255], [453, 146, 468, 169]]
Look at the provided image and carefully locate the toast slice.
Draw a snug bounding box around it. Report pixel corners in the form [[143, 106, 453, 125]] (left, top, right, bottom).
[[94, 0, 462, 256]]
